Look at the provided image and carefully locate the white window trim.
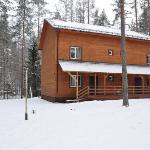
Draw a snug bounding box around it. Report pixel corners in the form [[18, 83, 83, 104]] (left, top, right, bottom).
[[108, 49, 113, 56], [70, 75, 82, 87], [70, 47, 81, 60]]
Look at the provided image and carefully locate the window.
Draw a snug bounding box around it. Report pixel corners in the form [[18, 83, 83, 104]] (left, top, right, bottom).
[[70, 47, 81, 59], [147, 55, 150, 64], [108, 75, 113, 81], [70, 75, 82, 87], [108, 49, 113, 56]]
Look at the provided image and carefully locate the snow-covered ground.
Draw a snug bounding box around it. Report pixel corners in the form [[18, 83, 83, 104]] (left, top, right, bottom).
[[0, 98, 150, 150]]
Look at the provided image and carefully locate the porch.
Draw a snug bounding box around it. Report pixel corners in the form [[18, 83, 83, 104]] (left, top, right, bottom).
[[59, 60, 150, 100]]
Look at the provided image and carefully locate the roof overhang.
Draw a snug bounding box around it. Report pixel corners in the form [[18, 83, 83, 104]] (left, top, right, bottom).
[[59, 60, 150, 75]]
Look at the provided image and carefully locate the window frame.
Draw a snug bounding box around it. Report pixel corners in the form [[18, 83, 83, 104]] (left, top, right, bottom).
[[147, 55, 150, 64], [108, 49, 113, 56], [70, 46, 81, 60], [69, 75, 82, 88], [108, 75, 113, 81]]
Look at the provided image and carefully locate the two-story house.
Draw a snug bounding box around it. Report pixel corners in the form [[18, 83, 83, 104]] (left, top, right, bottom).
[[39, 19, 150, 102]]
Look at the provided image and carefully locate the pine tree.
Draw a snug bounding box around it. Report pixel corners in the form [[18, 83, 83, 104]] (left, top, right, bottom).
[[75, 0, 95, 24], [120, 0, 129, 107], [99, 9, 110, 26], [75, 0, 86, 23], [93, 8, 100, 25], [0, 0, 10, 99], [112, 0, 121, 26], [27, 37, 41, 97], [13, 0, 34, 98], [56, 0, 74, 21], [0, 0, 19, 99], [32, 0, 48, 40], [93, 9, 110, 26]]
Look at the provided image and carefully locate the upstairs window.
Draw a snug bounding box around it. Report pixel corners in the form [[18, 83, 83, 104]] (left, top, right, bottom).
[[147, 55, 150, 64], [108, 49, 113, 56], [70, 75, 82, 87], [70, 47, 81, 60]]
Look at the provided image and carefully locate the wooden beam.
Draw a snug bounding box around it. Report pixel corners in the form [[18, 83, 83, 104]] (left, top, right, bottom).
[[76, 72, 79, 99], [94, 73, 96, 95], [141, 76, 144, 94], [140, 75, 144, 95], [104, 74, 108, 95], [67, 72, 77, 81]]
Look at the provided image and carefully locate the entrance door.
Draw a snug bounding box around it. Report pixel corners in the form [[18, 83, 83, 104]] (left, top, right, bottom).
[[134, 77, 142, 94], [89, 76, 98, 88]]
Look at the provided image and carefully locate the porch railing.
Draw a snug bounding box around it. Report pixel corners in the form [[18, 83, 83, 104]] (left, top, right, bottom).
[[78, 86, 150, 99]]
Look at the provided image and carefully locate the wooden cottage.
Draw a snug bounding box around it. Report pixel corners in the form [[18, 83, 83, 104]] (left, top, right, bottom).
[[39, 19, 150, 102]]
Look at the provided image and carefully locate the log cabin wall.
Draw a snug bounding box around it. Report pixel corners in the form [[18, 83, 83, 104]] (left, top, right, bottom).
[[40, 22, 58, 101], [40, 21, 150, 102], [58, 30, 150, 65], [56, 30, 150, 100]]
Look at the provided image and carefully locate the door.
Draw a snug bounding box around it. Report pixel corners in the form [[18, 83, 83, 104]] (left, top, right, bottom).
[[89, 75, 99, 95], [89, 76, 98, 88], [134, 77, 142, 94]]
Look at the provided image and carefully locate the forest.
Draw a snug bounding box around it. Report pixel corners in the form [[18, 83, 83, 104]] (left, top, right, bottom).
[[0, 0, 150, 100]]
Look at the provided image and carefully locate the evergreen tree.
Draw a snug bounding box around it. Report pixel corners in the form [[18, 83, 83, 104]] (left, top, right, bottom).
[[75, 0, 95, 24], [93, 9, 110, 26], [27, 38, 41, 97], [56, 0, 74, 21], [130, 0, 138, 31], [93, 8, 100, 25], [139, 0, 150, 34], [75, 0, 86, 23], [53, 10, 62, 20], [99, 9, 110, 26], [0, 0, 19, 99], [13, 0, 34, 98], [0, 0, 10, 99], [112, 0, 121, 26]]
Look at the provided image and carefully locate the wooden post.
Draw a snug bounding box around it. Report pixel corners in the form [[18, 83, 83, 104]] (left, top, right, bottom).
[[76, 72, 79, 99], [94, 73, 96, 95], [141, 76, 144, 95], [133, 86, 135, 96], [104, 74, 107, 95]]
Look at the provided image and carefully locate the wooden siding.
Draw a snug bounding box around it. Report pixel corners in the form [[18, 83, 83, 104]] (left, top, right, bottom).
[[40, 22, 150, 101], [40, 21, 58, 98], [58, 30, 150, 65]]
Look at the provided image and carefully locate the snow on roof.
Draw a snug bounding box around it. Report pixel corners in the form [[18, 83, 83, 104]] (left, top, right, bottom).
[[47, 19, 150, 41], [59, 60, 150, 75]]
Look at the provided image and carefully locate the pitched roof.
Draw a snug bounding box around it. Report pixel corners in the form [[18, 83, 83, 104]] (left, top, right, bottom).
[[47, 19, 150, 41], [59, 60, 150, 75]]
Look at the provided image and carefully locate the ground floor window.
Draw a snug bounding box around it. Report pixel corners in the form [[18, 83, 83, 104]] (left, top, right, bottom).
[[70, 75, 82, 87]]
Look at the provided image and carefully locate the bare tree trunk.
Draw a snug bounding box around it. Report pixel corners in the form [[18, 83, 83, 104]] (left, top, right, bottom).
[[83, 0, 85, 23], [148, 0, 150, 35], [37, 0, 40, 42], [87, 0, 90, 24], [135, 0, 138, 31], [21, 0, 26, 98], [70, 0, 73, 22], [120, 0, 129, 106], [2, 27, 6, 99]]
